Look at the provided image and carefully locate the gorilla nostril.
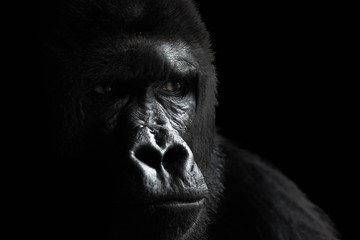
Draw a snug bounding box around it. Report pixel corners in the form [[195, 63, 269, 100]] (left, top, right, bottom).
[[163, 144, 190, 171], [134, 145, 162, 169]]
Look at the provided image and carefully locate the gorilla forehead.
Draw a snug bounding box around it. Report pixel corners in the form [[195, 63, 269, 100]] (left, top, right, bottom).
[[120, 40, 198, 75], [85, 39, 199, 84]]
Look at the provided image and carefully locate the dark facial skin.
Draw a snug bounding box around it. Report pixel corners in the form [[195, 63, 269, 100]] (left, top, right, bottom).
[[119, 52, 199, 239], [89, 40, 207, 234], [51, 40, 214, 239]]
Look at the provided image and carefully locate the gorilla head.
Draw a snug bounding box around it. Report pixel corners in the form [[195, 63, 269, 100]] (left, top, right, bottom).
[[41, 0, 222, 239]]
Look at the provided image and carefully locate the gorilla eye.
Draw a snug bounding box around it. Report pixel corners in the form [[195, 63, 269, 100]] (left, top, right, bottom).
[[162, 81, 182, 92], [93, 84, 112, 95]]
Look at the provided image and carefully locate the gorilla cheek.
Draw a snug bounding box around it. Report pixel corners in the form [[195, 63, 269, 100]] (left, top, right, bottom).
[[163, 97, 197, 136]]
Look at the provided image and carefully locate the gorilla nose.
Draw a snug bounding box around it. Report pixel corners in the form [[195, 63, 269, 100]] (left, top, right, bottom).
[[132, 142, 191, 173], [128, 126, 207, 202]]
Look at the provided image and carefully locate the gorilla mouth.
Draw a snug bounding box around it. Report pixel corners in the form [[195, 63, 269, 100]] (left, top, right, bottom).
[[146, 198, 205, 210], [133, 190, 207, 208]]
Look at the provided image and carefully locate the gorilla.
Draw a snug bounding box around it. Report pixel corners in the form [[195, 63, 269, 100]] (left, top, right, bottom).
[[38, 0, 340, 239]]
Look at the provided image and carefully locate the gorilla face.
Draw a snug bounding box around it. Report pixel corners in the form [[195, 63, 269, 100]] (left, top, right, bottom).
[[81, 40, 210, 239], [40, 0, 222, 239]]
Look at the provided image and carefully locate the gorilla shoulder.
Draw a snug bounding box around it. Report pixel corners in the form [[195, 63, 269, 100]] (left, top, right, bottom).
[[210, 137, 339, 240]]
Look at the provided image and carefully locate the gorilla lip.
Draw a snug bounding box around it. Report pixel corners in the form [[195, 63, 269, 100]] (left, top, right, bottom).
[[147, 197, 205, 208], [149, 199, 205, 214], [129, 191, 207, 208]]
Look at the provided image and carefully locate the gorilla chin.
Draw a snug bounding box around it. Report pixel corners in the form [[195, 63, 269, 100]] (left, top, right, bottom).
[[109, 200, 205, 240]]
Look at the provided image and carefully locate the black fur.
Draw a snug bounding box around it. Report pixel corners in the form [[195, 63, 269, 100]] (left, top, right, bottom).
[[38, 0, 340, 239]]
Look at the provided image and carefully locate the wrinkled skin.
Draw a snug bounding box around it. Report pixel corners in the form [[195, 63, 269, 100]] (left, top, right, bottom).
[[38, 0, 340, 240]]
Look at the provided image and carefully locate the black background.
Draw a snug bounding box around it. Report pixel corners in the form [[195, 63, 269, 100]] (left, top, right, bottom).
[[195, 1, 357, 240]]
